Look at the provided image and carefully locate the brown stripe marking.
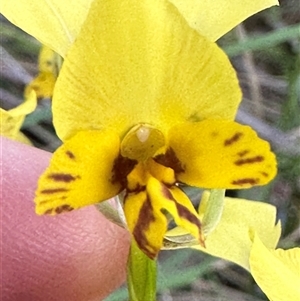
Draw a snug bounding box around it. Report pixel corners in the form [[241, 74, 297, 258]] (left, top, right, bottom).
[[132, 195, 159, 259], [234, 156, 264, 166], [55, 204, 74, 214], [40, 188, 69, 194], [232, 178, 259, 185], [38, 195, 67, 206], [66, 151, 76, 159], [44, 209, 53, 215], [237, 150, 250, 157], [161, 186, 204, 246], [260, 171, 269, 177], [47, 173, 78, 182], [175, 202, 202, 229], [224, 132, 243, 146], [161, 185, 173, 200]]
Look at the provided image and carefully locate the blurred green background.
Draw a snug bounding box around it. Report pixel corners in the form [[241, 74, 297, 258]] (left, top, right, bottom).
[[1, 0, 299, 300]]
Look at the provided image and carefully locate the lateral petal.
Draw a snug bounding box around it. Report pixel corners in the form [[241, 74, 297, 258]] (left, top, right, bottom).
[[170, 0, 279, 41], [53, 0, 241, 141], [250, 234, 300, 301], [35, 130, 121, 215], [167, 120, 277, 189]]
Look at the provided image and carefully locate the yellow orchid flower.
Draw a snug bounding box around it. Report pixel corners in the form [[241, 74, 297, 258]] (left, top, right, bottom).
[[0, 90, 37, 144], [165, 192, 281, 270], [250, 234, 300, 301], [24, 45, 61, 100], [22, 0, 278, 259], [1, 0, 278, 57]]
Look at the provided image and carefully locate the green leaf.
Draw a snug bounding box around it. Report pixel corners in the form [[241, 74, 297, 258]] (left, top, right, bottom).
[[224, 24, 300, 56]]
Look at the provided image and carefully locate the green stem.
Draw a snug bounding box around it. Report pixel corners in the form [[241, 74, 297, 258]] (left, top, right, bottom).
[[127, 239, 157, 301], [202, 189, 225, 236], [224, 24, 300, 57]]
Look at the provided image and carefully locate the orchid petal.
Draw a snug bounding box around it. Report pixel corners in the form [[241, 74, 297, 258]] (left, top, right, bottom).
[[250, 234, 300, 301], [35, 130, 121, 215], [124, 176, 203, 259], [124, 190, 167, 259], [170, 0, 279, 41], [148, 178, 204, 247], [167, 120, 277, 189], [0, 0, 93, 56], [53, 0, 241, 141]]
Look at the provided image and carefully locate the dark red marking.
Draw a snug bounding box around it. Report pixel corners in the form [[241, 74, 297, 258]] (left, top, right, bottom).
[[260, 171, 269, 177], [161, 185, 173, 200], [161, 186, 204, 246], [38, 199, 49, 205], [232, 178, 259, 185], [234, 156, 264, 166], [131, 194, 159, 259], [47, 173, 78, 182], [38, 195, 67, 206], [154, 148, 184, 174], [175, 202, 202, 230], [40, 188, 69, 194], [66, 151, 75, 159], [55, 204, 74, 214], [111, 154, 137, 186], [224, 132, 243, 146], [237, 150, 250, 157]]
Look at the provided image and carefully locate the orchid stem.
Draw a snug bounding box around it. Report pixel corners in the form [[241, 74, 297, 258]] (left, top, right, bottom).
[[127, 239, 157, 301]]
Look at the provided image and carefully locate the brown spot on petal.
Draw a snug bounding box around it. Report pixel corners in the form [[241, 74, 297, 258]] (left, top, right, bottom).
[[66, 151, 75, 159], [44, 208, 53, 215], [40, 188, 69, 194], [111, 154, 137, 186], [234, 156, 264, 166], [260, 171, 269, 177], [38, 195, 67, 206], [237, 150, 250, 157], [224, 132, 243, 146], [232, 178, 259, 185], [154, 148, 184, 174], [54, 204, 74, 214], [47, 173, 79, 182]]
